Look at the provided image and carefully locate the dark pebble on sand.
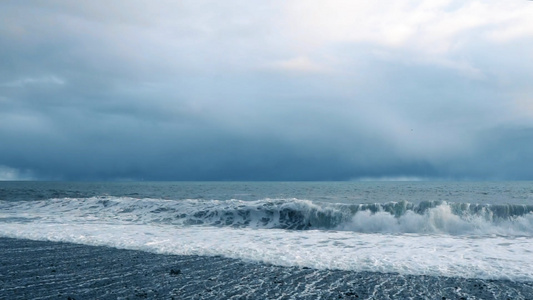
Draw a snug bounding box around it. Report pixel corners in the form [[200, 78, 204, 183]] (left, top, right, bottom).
[[170, 268, 181, 275]]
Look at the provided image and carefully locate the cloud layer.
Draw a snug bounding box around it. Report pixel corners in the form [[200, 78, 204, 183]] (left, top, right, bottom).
[[1, 0, 533, 180]]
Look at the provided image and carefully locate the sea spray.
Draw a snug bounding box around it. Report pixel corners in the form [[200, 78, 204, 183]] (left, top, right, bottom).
[[2, 197, 533, 236]]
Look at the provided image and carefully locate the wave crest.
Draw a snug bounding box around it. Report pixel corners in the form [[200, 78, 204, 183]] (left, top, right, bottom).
[[1, 197, 533, 236]]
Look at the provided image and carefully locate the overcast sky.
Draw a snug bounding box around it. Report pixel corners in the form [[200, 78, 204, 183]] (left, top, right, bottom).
[[1, 0, 533, 181]]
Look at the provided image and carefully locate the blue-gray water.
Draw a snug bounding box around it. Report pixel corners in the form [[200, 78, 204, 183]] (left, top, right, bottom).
[[2, 180, 532, 203]]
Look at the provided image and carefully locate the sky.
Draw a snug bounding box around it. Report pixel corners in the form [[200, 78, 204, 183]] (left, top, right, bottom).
[[1, 0, 533, 181]]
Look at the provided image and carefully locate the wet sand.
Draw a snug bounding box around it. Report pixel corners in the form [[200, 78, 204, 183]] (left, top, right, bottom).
[[1, 237, 531, 299]]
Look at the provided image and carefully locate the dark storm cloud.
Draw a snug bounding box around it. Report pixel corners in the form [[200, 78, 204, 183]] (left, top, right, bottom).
[[1, 1, 533, 180]]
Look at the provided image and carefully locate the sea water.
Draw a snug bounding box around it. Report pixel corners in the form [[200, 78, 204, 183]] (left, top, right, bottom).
[[1, 181, 533, 282]]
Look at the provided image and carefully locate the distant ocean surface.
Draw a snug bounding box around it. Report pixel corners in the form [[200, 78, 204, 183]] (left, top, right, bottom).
[[1, 181, 533, 282]]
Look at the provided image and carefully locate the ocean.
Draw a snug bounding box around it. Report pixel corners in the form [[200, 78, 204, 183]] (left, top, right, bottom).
[[1, 181, 533, 299]]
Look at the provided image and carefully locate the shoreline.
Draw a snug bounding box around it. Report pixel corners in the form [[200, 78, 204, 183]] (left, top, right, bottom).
[[1, 237, 532, 299]]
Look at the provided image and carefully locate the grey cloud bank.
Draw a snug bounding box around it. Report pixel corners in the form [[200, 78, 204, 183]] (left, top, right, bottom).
[[1, 0, 533, 181]]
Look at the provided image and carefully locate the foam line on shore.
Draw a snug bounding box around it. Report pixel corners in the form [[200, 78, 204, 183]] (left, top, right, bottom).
[[1, 237, 533, 300]]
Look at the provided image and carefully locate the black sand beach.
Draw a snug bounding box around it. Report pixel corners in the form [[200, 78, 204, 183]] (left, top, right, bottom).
[[1, 237, 532, 299]]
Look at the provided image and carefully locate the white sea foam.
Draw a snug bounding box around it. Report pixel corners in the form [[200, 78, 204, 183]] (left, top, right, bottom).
[[339, 204, 533, 236], [1, 222, 532, 281]]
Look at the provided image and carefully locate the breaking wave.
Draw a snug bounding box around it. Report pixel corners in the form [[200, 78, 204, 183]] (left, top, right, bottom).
[[1, 197, 533, 236]]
